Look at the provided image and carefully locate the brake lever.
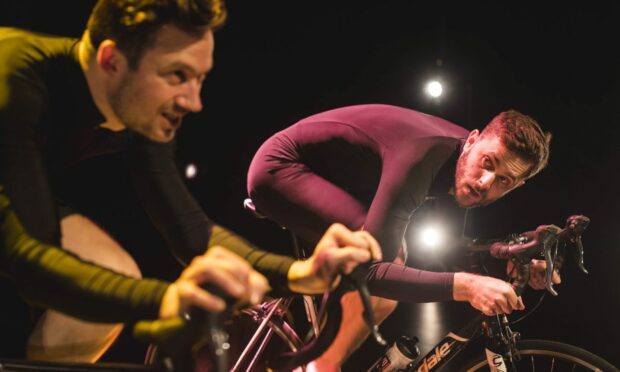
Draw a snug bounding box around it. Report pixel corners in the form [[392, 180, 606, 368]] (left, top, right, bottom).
[[566, 215, 590, 274], [573, 235, 589, 274], [539, 226, 561, 296], [269, 264, 387, 370], [543, 242, 559, 296], [345, 265, 387, 346], [542, 216, 590, 295]]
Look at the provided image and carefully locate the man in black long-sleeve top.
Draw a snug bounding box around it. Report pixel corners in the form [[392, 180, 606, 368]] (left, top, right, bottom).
[[0, 0, 380, 362]]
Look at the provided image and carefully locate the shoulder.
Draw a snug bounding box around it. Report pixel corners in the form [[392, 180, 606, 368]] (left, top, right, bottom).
[[296, 104, 468, 138], [0, 27, 76, 71], [0, 28, 77, 112]]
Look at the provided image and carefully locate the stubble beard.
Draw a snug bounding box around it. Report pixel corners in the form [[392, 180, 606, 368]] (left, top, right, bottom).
[[110, 77, 165, 141], [453, 150, 481, 208]]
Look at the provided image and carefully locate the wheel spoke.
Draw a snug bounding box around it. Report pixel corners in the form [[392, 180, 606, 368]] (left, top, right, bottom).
[[463, 341, 615, 372]]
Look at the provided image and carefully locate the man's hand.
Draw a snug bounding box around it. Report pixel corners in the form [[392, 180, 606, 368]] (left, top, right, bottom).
[[453, 272, 525, 316], [506, 259, 561, 290], [159, 246, 269, 318], [287, 223, 382, 294]]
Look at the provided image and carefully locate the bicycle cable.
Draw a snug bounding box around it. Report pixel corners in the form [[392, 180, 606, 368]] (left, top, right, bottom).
[[478, 241, 549, 326], [503, 253, 548, 325], [509, 291, 546, 325]]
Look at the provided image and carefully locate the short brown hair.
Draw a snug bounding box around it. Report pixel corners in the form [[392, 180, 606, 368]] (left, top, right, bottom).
[[86, 0, 227, 69], [480, 110, 552, 179]]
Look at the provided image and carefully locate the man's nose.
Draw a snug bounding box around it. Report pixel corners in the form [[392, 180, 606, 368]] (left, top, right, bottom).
[[478, 170, 495, 190], [178, 81, 203, 113]]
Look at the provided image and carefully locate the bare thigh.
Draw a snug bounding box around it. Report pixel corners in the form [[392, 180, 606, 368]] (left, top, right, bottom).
[[26, 214, 142, 363]]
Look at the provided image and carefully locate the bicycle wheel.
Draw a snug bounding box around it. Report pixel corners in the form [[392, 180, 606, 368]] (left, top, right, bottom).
[[462, 339, 618, 372]]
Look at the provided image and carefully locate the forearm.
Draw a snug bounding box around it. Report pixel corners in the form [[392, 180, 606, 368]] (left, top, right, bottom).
[[1, 198, 168, 323], [366, 261, 454, 303]]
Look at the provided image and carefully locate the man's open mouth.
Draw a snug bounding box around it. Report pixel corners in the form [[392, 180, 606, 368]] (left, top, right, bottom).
[[466, 184, 480, 199], [162, 112, 182, 129]]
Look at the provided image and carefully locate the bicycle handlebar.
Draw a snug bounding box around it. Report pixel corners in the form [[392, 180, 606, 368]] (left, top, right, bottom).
[[133, 284, 235, 372], [269, 263, 387, 370], [467, 215, 590, 296]]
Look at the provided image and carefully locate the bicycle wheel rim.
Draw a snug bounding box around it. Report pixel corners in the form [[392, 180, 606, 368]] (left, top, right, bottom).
[[463, 339, 618, 372]]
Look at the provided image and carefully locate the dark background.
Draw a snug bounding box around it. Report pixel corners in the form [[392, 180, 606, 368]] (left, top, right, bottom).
[[1, 1, 619, 369]]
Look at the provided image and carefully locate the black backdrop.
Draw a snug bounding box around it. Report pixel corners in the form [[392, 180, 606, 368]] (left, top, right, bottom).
[[1, 1, 619, 369]]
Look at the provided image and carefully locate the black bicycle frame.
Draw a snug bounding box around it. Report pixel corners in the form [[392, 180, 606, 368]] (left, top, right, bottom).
[[406, 313, 483, 372]]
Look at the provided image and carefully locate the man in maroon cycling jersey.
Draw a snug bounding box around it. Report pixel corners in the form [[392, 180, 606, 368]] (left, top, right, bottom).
[[247, 104, 556, 369]]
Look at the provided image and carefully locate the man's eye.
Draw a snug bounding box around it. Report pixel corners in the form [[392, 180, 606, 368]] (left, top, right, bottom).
[[498, 176, 509, 185], [482, 156, 492, 168], [170, 71, 188, 83]]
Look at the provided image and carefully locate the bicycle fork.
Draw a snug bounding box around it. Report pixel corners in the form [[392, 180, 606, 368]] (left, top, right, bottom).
[[482, 314, 520, 372]]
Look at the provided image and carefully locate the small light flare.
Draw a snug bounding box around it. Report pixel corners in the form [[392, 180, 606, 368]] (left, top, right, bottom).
[[185, 163, 198, 179]]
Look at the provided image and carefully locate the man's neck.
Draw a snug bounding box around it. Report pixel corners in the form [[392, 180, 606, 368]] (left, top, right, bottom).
[[78, 31, 125, 132], [429, 143, 461, 198]]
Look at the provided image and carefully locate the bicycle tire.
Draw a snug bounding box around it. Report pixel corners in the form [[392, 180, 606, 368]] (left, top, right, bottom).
[[461, 339, 618, 371]]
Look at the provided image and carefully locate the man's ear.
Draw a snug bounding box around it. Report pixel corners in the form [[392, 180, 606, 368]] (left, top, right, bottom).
[[96, 40, 127, 77], [463, 129, 480, 152]]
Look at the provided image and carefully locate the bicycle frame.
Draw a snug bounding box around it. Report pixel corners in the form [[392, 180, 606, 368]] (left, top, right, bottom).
[[405, 312, 520, 372], [406, 313, 481, 372], [396, 215, 592, 372]]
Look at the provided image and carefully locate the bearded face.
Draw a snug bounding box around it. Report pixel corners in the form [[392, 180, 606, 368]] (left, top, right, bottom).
[[453, 131, 530, 208]]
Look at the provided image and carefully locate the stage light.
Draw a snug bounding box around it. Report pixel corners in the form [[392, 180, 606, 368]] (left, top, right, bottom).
[[185, 163, 198, 179], [417, 223, 444, 250], [425, 80, 443, 98]]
